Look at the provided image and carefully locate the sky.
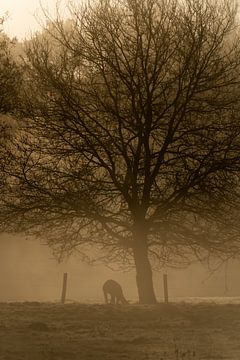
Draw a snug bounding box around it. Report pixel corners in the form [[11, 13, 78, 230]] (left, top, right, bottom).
[[1, 0, 64, 39]]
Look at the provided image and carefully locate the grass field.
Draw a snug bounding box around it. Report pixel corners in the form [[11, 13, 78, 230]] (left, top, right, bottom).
[[0, 301, 240, 359]]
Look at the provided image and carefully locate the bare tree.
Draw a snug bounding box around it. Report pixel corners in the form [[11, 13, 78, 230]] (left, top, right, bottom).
[[1, 0, 240, 303]]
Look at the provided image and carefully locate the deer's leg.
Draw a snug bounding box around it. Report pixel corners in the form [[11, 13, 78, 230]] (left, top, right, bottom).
[[117, 296, 121, 304], [110, 294, 115, 304], [103, 290, 108, 304]]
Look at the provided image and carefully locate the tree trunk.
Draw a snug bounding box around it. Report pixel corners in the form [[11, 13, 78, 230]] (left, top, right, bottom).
[[133, 243, 157, 304]]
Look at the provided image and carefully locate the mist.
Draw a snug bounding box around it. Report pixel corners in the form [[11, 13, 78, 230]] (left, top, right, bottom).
[[1, 234, 239, 303]]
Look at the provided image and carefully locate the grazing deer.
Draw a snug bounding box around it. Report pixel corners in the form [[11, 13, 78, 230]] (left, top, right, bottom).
[[103, 279, 128, 304]]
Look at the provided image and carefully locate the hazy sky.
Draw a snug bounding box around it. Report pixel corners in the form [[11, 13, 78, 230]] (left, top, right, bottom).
[[2, 0, 63, 39]]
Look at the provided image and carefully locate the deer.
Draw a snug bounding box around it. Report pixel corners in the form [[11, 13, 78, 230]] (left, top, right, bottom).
[[103, 279, 128, 304]]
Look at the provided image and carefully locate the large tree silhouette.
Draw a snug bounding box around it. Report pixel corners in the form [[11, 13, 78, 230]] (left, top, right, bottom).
[[2, 0, 240, 303]]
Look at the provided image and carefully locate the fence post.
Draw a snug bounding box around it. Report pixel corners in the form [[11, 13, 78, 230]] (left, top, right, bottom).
[[61, 272, 68, 304], [163, 273, 169, 304]]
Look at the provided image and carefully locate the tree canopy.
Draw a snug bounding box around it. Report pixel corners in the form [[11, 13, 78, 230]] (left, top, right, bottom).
[[1, 0, 240, 303]]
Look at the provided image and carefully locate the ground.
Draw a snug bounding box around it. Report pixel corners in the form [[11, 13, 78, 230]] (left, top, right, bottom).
[[0, 302, 240, 359]]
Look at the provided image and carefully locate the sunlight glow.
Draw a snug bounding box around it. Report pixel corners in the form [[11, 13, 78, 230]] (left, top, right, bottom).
[[1, 0, 65, 39]]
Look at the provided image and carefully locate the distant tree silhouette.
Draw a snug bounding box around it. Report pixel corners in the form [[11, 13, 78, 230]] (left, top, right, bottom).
[[0, 19, 22, 193], [2, 0, 240, 303], [0, 18, 21, 115]]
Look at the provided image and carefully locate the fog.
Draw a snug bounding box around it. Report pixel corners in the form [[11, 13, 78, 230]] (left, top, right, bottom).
[[0, 234, 239, 303]]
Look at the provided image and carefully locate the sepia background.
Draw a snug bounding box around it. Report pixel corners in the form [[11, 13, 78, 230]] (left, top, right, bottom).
[[1, 1, 240, 359]]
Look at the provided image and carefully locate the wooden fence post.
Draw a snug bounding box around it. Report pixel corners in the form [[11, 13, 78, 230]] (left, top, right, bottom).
[[61, 272, 68, 304], [163, 273, 169, 304]]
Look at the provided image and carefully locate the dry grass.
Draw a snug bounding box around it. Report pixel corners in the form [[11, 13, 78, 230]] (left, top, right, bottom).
[[0, 302, 240, 359]]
